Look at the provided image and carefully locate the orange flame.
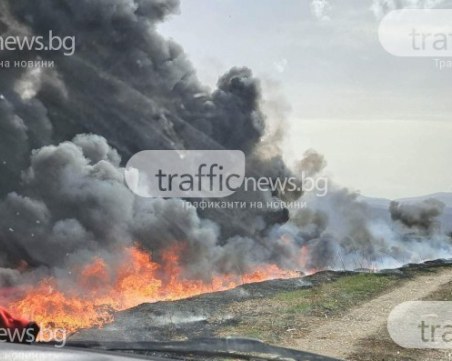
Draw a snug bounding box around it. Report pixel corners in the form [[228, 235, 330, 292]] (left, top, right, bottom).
[[7, 245, 299, 335]]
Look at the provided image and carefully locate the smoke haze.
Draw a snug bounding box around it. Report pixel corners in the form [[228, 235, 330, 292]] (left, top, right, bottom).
[[0, 0, 450, 291]]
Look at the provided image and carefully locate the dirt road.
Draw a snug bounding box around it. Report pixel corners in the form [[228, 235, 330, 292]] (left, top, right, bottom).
[[295, 268, 452, 360]]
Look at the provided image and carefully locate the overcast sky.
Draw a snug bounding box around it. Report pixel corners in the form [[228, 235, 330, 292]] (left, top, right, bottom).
[[157, 0, 452, 199]]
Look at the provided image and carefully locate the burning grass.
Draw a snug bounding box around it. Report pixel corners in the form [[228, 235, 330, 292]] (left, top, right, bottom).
[[65, 260, 452, 359], [6, 245, 299, 337]]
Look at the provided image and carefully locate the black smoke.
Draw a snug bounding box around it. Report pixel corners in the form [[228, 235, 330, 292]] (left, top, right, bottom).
[[390, 199, 445, 234], [0, 0, 297, 284], [0, 0, 450, 290]]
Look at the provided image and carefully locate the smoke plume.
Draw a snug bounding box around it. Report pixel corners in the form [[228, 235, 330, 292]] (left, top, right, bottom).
[[0, 0, 450, 293], [390, 199, 445, 233]]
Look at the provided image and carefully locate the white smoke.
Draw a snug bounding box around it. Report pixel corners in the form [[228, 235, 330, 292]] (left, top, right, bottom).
[[310, 0, 332, 21], [371, 0, 447, 19]]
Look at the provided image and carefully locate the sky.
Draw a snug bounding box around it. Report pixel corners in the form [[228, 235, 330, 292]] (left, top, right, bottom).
[[157, 0, 452, 199]]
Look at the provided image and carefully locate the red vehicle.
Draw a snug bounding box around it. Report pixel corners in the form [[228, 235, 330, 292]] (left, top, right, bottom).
[[0, 307, 40, 344]]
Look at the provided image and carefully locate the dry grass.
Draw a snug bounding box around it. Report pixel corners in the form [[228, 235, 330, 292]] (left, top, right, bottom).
[[217, 272, 401, 345], [348, 268, 452, 361]]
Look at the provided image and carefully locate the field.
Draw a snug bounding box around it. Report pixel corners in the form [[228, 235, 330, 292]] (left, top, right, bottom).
[[72, 261, 452, 360]]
